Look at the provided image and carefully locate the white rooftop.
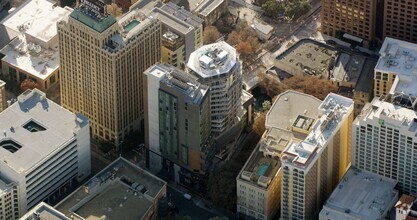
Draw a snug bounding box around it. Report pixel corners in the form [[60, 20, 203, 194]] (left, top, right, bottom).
[[320, 166, 398, 220], [1, 0, 72, 44], [358, 98, 417, 132], [282, 93, 353, 169], [187, 41, 238, 78], [0, 89, 88, 174], [376, 37, 417, 96], [1, 36, 59, 80]]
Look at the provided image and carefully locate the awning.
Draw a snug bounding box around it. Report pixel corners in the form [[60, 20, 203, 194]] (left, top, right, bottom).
[[343, 33, 363, 43]]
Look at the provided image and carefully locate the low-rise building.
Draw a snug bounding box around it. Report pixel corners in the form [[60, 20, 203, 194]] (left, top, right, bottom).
[[19, 202, 69, 220], [237, 90, 321, 220], [0, 179, 19, 220], [395, 195, 417, 220], [319, 166, 398, 220], [55, 158, 167, 220], [0, 89, 90, 215], [193, 0, 228, 26], [0, 0, 72, 93], [251, 20, 274, 41], [0, 80, 6, 112]]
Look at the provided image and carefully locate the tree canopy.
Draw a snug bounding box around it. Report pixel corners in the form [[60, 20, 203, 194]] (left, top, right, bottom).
[[203, 26, 221, 44]]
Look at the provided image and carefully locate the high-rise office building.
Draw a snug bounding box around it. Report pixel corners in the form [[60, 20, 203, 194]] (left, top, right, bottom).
[[383, 0, 417, 44], [353, 37, 417, 195], [0, 179, 18, 220], [0, 80, 5, 112], [187, 41, 242, 134], [281, 93, 354, 219], [0, 89, 90, 215], [352, 97, 417, 194], [153, 2, 203, 68], [144, 63, 211, 182], [58, 3, 161, 145], [321, 0, 378, 47], [237, 90, 321, 220]]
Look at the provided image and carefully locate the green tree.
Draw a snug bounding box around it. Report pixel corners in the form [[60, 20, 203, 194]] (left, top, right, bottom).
[[262, 0, 284, 18], [284, 0, 311, 21], [262, 100, 272, 112]]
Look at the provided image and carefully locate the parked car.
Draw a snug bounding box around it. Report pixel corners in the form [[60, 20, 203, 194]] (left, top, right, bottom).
[[183, 193, 192, 200]]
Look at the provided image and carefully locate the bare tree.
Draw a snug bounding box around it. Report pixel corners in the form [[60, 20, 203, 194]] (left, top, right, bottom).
[[20, 79, 40, 92], [203, 26, 221, 44], [107, 3, 123, 18]]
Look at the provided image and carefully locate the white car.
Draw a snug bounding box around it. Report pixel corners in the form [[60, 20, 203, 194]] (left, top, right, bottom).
[[183, 193, 192, 200]]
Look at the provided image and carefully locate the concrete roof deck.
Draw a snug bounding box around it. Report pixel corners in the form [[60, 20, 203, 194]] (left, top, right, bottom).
[[0, 89, 88, 174], [1, 0, 72, 43], [320, 166, 398, 220], [20, 202, 69, 220], [56, 158, 166, 219], [74, 182, 153, 220], [195, 0, 224, 16], [282, 93, 353, 169], [376, 37, 417, 96], [358, 98, 417, 132], [266, 90, 321, 130], [146, 63, 209, 105], [276, 39, 338, 77], [187, 41, 238, 79], [1, 36, 59, 80]]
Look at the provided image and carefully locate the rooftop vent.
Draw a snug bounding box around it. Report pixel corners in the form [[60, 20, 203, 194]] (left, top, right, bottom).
[[23, 120, 47, 132]]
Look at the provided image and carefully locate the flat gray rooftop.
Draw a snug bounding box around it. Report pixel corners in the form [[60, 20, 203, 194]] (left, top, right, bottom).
[[321, 166, 398, 220], [0, 89, 88, 173], [56, 158, 166, 220], [266, 90, 321, 130], [276, 39, 338, 77], [332, 53, 377, 87], [20, 202, 69, 220], [355, 58, 377, 93], [74, 182, 153, 220]]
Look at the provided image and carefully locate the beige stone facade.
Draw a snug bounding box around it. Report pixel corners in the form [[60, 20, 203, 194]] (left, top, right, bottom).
[[58, 8, 161, 145]]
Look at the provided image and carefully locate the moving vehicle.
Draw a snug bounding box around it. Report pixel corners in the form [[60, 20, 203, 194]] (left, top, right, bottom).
[[183, 193, 192, 200]]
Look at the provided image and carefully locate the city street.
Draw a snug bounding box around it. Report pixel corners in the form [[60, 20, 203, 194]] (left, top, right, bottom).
[[167, 184, 217, 220]]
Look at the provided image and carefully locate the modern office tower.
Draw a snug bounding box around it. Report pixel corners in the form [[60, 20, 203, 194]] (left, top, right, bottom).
[[187, 41, 242, 134], [352, 96, 417, 194], [383, 0, 417, 44], [55, 158, 167, 220], [144, 63, 211, 182], [58, 3, 161, 145], [319, 166, 398, 220], [355, 33, 417, 193], [237, 90, 321, 220], [281, 93, 354, 219], [0, 179, 19, 220], [153, 2, 203, 68], [374, 38, 417, 97], [0, 89, 90, 215], [321, 0, 378, 47], [19, 202, 69, 220], [0, 80, 5, 112], [0, 0, 71, 93]]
